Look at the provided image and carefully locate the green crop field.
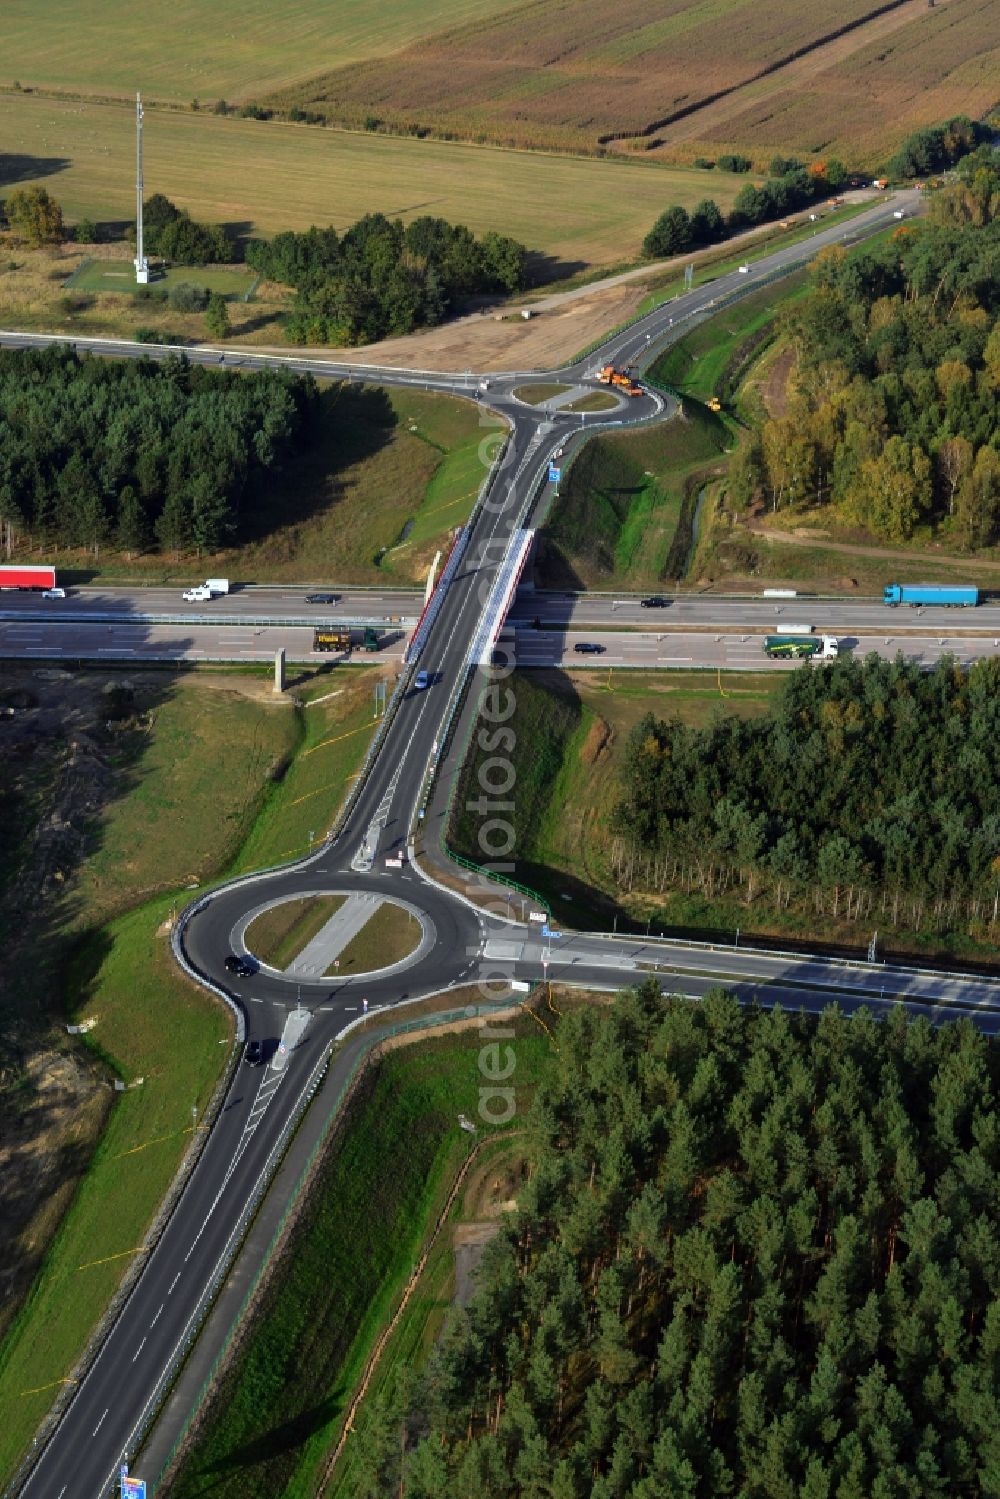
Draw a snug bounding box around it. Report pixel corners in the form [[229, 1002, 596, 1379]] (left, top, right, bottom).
[[0, 92, 742, 270], [2, 0, 515, 102]]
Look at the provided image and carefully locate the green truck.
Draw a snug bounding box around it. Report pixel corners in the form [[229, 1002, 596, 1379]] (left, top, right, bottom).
[[312, 626, 381, 654], [763, 634, 839, 660]]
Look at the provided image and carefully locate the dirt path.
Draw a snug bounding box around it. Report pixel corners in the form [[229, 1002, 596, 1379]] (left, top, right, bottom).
[[642, 0, 962, 152], [751, 524, 1000, 573]]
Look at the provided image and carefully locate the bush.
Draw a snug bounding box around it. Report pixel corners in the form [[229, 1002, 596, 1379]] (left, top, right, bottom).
[[643, 204, 692, 258], [168, 281, 210, 313], [204, 291, 231, 339], [717, 152, 752, 173], [693, 156, 714, 169], [73, 218, 98, 244]]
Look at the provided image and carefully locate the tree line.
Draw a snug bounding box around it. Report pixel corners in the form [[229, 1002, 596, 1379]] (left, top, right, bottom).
[[735, 154, 1000, 544], [888, 116, 987, 181], [244, 212, 528, 345], [612, 654, 1000, 934], [0, 346, 317, 555], [643, 159, 847, 259], [351, 984, 1000, 1496]]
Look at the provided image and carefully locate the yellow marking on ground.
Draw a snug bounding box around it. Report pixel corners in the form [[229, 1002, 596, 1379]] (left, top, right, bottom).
[[519, 1000, 559, 1050], [77, 1246, 148, 1271], [717, 667, 730, 698], [112, 1129, 184, 1159], [303, 722, 374, 758], [18, 1378, 77, 1397]]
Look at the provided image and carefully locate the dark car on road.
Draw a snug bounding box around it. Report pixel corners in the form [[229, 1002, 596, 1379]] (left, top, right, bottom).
[[244, 1039, 263, 1066], [573, 642, 605, 654], [640, 595, 669, 607], [225, 954, 254, 977], [306, 593, 339, 605]]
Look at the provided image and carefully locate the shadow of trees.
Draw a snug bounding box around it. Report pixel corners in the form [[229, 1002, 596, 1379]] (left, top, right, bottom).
[[0, 153, 70, 190]]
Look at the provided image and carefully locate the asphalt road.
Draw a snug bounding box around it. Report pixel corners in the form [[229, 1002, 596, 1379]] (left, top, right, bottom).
[[0, 583, 422, 624], [510, 592, 1000, 634], [0, 617, 410, 664], [21, 183, 993, 1499], [512, 627, 1000, 671]]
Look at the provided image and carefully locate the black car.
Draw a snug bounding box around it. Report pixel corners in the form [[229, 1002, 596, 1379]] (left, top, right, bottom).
[[640, 595, 669, 607], [244, 1039, 263, 1066], [225, 954, 254, 977], [306, 592, 339, 605], [573, 642, 605, 655]]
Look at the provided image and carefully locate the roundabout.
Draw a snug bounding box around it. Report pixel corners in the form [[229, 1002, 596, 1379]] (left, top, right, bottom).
[[21, 186, 969, 1499]]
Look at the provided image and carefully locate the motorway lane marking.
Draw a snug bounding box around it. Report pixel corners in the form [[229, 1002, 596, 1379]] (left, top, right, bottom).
[[151, 1303, 164, 1326], [168, 1272, 181, 1294], [132, 1337, 147, 1362], [183, 1060, 292, 1264], [92, 1408, 109, 1436]]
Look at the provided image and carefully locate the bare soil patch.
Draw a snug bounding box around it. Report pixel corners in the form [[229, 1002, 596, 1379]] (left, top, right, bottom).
[[758, 345, 797, 418]]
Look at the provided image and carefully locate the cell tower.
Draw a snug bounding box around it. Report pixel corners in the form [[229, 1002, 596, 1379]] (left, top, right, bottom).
[[134, 92, 149, 284]]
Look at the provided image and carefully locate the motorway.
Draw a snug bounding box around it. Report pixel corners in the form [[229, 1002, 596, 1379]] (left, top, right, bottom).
[[3, 597, 998, 672], [20, 183, 1000, 1499], [512, 628, 1000, 671]]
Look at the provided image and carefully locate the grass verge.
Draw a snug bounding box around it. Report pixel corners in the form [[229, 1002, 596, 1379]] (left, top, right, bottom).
[[245, 895, 347, 969], [0, 668, 379, 1486], [535, 404, 730, 590], [648, 270, 810, 405], [167, 1023, 554, 1499]]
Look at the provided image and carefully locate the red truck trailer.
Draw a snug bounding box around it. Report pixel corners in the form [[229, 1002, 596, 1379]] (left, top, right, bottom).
[[0, 565, 57, 590]]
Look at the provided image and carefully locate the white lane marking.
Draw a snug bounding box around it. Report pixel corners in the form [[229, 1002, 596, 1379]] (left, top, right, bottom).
[[132, 1336, 147, 1362], [168, 1272, 181, 1295], [151, 1302, 164, 1327], [92, 1408, 109, 1435]]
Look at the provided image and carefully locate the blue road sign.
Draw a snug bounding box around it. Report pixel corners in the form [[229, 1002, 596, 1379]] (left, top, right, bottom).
[[123, 1479, 147, 1499], [548, 466, 561, 483], [541, 926, 563, 940]]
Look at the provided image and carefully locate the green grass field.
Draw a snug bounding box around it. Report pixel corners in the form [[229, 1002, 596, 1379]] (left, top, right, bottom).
[[245, 895, 346, 969], [230, 670, 383, 872], [323, 1131, 532, 1498], [447, 668, 777, 930], [64, 259, 257, 298], [536, 405, 730, 590], [0, 91, 743, 270], [169, 1024, 553, 1499], [0, 670, 379, 1486], [2, 0, 513, 101], [649, 269, 810, 403]]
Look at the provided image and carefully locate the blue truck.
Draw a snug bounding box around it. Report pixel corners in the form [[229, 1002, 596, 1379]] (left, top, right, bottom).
[[883, 583, 979, 607]]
